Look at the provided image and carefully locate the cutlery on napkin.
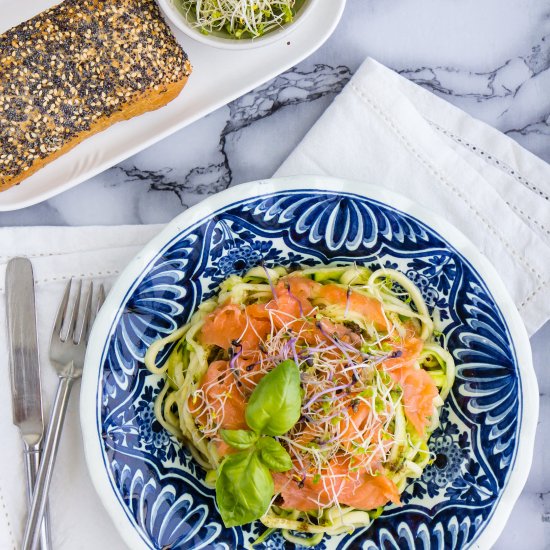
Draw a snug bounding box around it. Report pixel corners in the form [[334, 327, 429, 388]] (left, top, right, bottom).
[[5, 258, 52, 550], [0, 57, 549, 549], [0, 226, 159, 549]]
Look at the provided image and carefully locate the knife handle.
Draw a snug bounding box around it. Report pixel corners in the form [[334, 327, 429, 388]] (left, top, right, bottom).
[[23, 445, 52, 550], [23, 376, 74, 550]]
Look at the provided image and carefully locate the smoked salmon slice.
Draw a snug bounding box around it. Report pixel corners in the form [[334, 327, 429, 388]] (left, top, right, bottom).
[[200, 304, 246, 349], [316, 284, 388, 330], [382, 337, 424, 376], [391, 366, 438, 436], [200, 302, 271, 351], [338, 471, 401, 510], [266, 275, 319, 325], [338, 398, 383, 454], [273, 457, 400, 512], [188, 360, 248, 431]]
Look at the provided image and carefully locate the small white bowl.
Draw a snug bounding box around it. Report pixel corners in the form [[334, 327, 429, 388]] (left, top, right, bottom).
[[157, 0, 317, 50]]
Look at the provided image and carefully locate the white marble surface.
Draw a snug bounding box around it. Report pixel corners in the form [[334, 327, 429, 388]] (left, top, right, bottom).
[[1, 0, 549, 548]]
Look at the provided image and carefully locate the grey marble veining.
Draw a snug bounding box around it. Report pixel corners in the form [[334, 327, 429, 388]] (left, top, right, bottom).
[[1, 0, 549, 547], [399, 33, 550, 163]]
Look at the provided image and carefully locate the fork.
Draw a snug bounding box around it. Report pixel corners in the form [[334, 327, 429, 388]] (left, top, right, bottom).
[[22, 280, 105, 550]]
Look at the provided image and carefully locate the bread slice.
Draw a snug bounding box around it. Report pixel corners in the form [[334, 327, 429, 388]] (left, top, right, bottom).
[[0, 0, 191, 191]]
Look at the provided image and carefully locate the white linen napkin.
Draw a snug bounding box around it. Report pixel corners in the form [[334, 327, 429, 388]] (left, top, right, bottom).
[[276, 58, 550, 336], [0, 225, 160, 550], [1, 57, 550, 549]]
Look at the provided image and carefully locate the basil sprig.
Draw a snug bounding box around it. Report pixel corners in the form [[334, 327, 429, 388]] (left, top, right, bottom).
[[256, 437, 293, 472], [246, 358, 302, 435], [216, 452, 273, 527], [215, 360, 301, 527], [220, 429, 258, 450]]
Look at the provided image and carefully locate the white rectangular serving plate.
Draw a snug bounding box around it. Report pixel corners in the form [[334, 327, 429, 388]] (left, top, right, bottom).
[[0, 0, 346, 211]]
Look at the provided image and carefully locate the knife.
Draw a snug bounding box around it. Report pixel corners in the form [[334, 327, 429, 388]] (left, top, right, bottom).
[[6, 258, 52, 550]]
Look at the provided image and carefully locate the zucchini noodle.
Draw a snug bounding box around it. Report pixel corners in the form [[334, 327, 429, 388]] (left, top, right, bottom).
[[144, 264, 455, 545]]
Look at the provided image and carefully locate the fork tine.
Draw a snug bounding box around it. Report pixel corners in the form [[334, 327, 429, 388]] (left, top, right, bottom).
[[96, 284, 106, 313], [51, 280, 72, 340], [66, 279, 82, 343], [76, 282, 93, 345]]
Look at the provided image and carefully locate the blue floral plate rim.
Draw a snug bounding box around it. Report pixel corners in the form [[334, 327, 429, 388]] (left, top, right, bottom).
[[80, 175, 537, 550]]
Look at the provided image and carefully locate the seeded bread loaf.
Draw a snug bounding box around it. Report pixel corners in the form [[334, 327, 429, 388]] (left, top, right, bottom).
[[0, 0, 191, 191]]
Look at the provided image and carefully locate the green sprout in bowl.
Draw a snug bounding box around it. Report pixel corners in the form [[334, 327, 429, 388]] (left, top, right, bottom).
[[177, 0, 303, 39]]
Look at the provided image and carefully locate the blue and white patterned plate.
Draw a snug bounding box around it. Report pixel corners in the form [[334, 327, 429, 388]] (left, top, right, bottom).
[[81, 175, 537, 550]]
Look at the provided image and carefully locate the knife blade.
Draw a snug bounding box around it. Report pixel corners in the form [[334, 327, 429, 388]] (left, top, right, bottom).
[[5, 257, 51, 550], [6, 258, 43, 445]]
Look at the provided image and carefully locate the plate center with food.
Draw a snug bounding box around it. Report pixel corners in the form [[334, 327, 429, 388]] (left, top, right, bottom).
[[81, 176, 535, 550], [145, 262, 455, 546]]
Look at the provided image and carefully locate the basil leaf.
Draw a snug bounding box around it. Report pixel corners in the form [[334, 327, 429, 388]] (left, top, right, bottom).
[[216, 451, 274, 527], [245, 360, 301, 436], [220, 429, 258, 450], [257, 437, 292, 472]]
